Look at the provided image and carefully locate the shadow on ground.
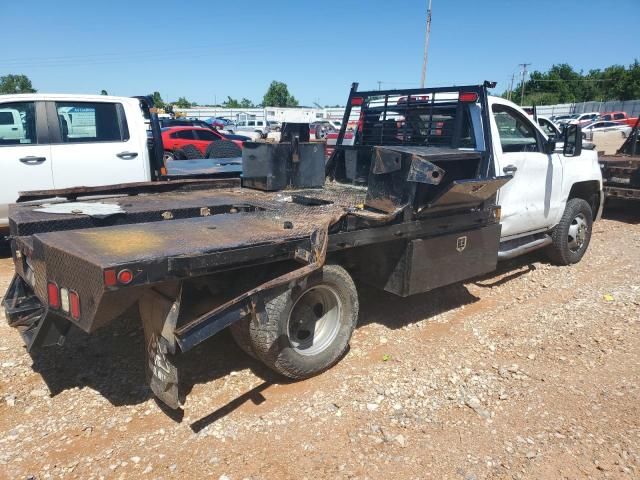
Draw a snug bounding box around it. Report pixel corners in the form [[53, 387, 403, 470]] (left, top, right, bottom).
[[22, 248, 549, 424], [602, 199, 640, 224]]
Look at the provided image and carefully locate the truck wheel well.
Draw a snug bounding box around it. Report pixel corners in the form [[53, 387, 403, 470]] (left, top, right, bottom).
[[568, 181, 601, 218]]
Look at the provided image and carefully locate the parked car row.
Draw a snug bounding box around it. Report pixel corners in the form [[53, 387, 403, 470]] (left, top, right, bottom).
[[546, 111, 635, 142]]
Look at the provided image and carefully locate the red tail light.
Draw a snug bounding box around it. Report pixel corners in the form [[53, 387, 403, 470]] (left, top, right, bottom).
[[69, 291, 80, 320], [104, 269, 117, 287], [47, 282, 60, 309], [459, 92, 478, 102], [351, 97, 364, 106], [117, 269, 133, 285]]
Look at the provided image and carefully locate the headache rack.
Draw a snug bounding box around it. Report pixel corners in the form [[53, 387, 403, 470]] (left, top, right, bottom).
[[327, 82, 496, 182]]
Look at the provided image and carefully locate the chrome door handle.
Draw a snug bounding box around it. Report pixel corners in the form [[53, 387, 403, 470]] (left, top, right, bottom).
[[116, 151, 138, 159], [19, 156, 46, 164], [503, 164, 518, 174]]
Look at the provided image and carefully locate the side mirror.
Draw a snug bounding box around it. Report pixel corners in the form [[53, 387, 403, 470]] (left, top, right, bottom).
[[544, 137, 556, 154], [563, 124, 582, 157]]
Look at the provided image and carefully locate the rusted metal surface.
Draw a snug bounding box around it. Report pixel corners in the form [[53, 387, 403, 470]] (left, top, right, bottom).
[[17, 178, 240, 202], [599, 155, 640, 199], [11, 182, 379, 333]]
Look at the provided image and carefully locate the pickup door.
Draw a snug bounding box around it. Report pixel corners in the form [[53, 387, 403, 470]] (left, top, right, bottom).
[[46, 100, 149, 189], [0, 101, 54, 226], [490, 100, 564, 238]]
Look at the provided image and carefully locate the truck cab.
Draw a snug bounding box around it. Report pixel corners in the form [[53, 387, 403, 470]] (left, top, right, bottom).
[[0, 94, 161, 237], [330, 84, 603, 261]]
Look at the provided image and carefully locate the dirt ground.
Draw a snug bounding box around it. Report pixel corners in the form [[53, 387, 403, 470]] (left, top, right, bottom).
[[0, 202, 638, 480]]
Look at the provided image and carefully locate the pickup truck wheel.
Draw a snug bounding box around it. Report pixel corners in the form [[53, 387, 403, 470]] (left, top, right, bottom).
[[547, 198, 593, 265], [249, 265, 358, 379]]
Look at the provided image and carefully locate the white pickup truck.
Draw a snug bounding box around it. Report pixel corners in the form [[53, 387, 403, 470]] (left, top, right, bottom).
[[2, 83, 604, 410], [0, 94, 163, 237]]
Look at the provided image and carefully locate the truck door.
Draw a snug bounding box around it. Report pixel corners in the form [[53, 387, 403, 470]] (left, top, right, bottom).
[[0, 101, 53, 226], [491, 102, 563, 238], [47, 100, 147, 189]]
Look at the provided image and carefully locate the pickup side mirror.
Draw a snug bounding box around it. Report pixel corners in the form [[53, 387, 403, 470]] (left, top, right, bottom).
[[544, 137, 556, 154], [563, 124, 582, 157]]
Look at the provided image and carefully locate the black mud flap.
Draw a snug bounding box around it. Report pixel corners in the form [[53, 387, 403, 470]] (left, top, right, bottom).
[[139, 284, 183, 409], [2, 274, 70, 351]]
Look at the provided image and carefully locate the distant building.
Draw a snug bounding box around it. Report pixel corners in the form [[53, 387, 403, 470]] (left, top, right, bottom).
[[175, 106, 346, 124]]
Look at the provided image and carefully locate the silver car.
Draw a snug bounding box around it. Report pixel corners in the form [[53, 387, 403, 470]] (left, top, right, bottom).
[[581, 121, 631, 140]]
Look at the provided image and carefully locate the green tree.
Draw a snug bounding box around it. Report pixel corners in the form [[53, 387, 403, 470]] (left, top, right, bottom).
[[262, 81, 298, 107], [100, 89, 108, 95], [149, 91, 166, 109], [223, 96, 241, 108], [239, 98, 255, 108], [501, 60, 640, 105], [0, 74, 36, 94], [173, 97, 193, 109]]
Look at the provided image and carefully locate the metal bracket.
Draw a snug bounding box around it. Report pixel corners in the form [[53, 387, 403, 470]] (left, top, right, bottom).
[[139, 284, 183, 409]]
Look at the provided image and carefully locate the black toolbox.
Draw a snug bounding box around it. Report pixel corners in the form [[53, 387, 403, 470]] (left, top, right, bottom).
[[242, 142, 325, 191]]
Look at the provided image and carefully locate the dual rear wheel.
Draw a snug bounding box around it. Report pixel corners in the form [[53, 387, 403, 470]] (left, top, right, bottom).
[[230, 265, 358, 379]]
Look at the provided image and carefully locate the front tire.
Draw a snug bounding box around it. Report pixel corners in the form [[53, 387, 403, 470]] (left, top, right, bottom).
[[249, 265, 358, 379], [547, 198, 593, 265]]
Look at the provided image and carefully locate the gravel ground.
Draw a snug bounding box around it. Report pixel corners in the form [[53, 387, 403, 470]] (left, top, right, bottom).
[[0, 203, 638, 480]]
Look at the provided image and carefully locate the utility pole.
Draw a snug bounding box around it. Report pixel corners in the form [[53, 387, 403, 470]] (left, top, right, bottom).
[[420, 0, 433, 88], [519, 63, 531, 105], [377, 81, 382, 91], [507, 73, 515, 101]]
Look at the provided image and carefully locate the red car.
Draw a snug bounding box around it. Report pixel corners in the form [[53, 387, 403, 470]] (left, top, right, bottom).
[[597, 112, 638, 129], [161, 127, 244, 160]]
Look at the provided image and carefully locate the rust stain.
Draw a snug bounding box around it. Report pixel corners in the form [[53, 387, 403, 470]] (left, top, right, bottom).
[[77, 229, 166, 256]]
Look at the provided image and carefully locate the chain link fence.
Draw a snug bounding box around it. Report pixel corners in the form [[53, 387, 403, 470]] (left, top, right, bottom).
[[536, 100, 640, 118]]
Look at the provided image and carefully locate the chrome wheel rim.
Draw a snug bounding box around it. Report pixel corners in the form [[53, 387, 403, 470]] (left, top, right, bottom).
[[163, 152, 174, 162], [287, 285, 342, 356], [567, 213, 588, 252]]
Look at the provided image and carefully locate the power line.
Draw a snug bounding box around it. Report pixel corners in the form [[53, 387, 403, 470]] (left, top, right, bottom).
[[519, 63, 531, 105], [420, 0, 432, 88], [508, 73, 515, 101]]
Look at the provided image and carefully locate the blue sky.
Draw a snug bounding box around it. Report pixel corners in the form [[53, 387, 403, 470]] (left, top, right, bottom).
[[1, 0, 638, 106]]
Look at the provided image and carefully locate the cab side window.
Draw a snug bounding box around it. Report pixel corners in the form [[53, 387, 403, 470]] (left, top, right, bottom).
[[492, 104, 540, 153], [55, 102, 129, 143], [0, 102, 37, 146]]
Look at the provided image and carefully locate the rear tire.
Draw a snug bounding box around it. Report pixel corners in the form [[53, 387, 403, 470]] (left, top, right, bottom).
[[249, 265, 359, 379], [547, 198, 593, 265], [173, 149, 188, 160], [163, 150, 175, 162], [205, 140, 242, 159], [181, 144, 203, 159]]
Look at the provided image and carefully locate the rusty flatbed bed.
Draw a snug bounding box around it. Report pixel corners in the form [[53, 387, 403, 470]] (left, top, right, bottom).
[[599, 155, 640, 201]]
